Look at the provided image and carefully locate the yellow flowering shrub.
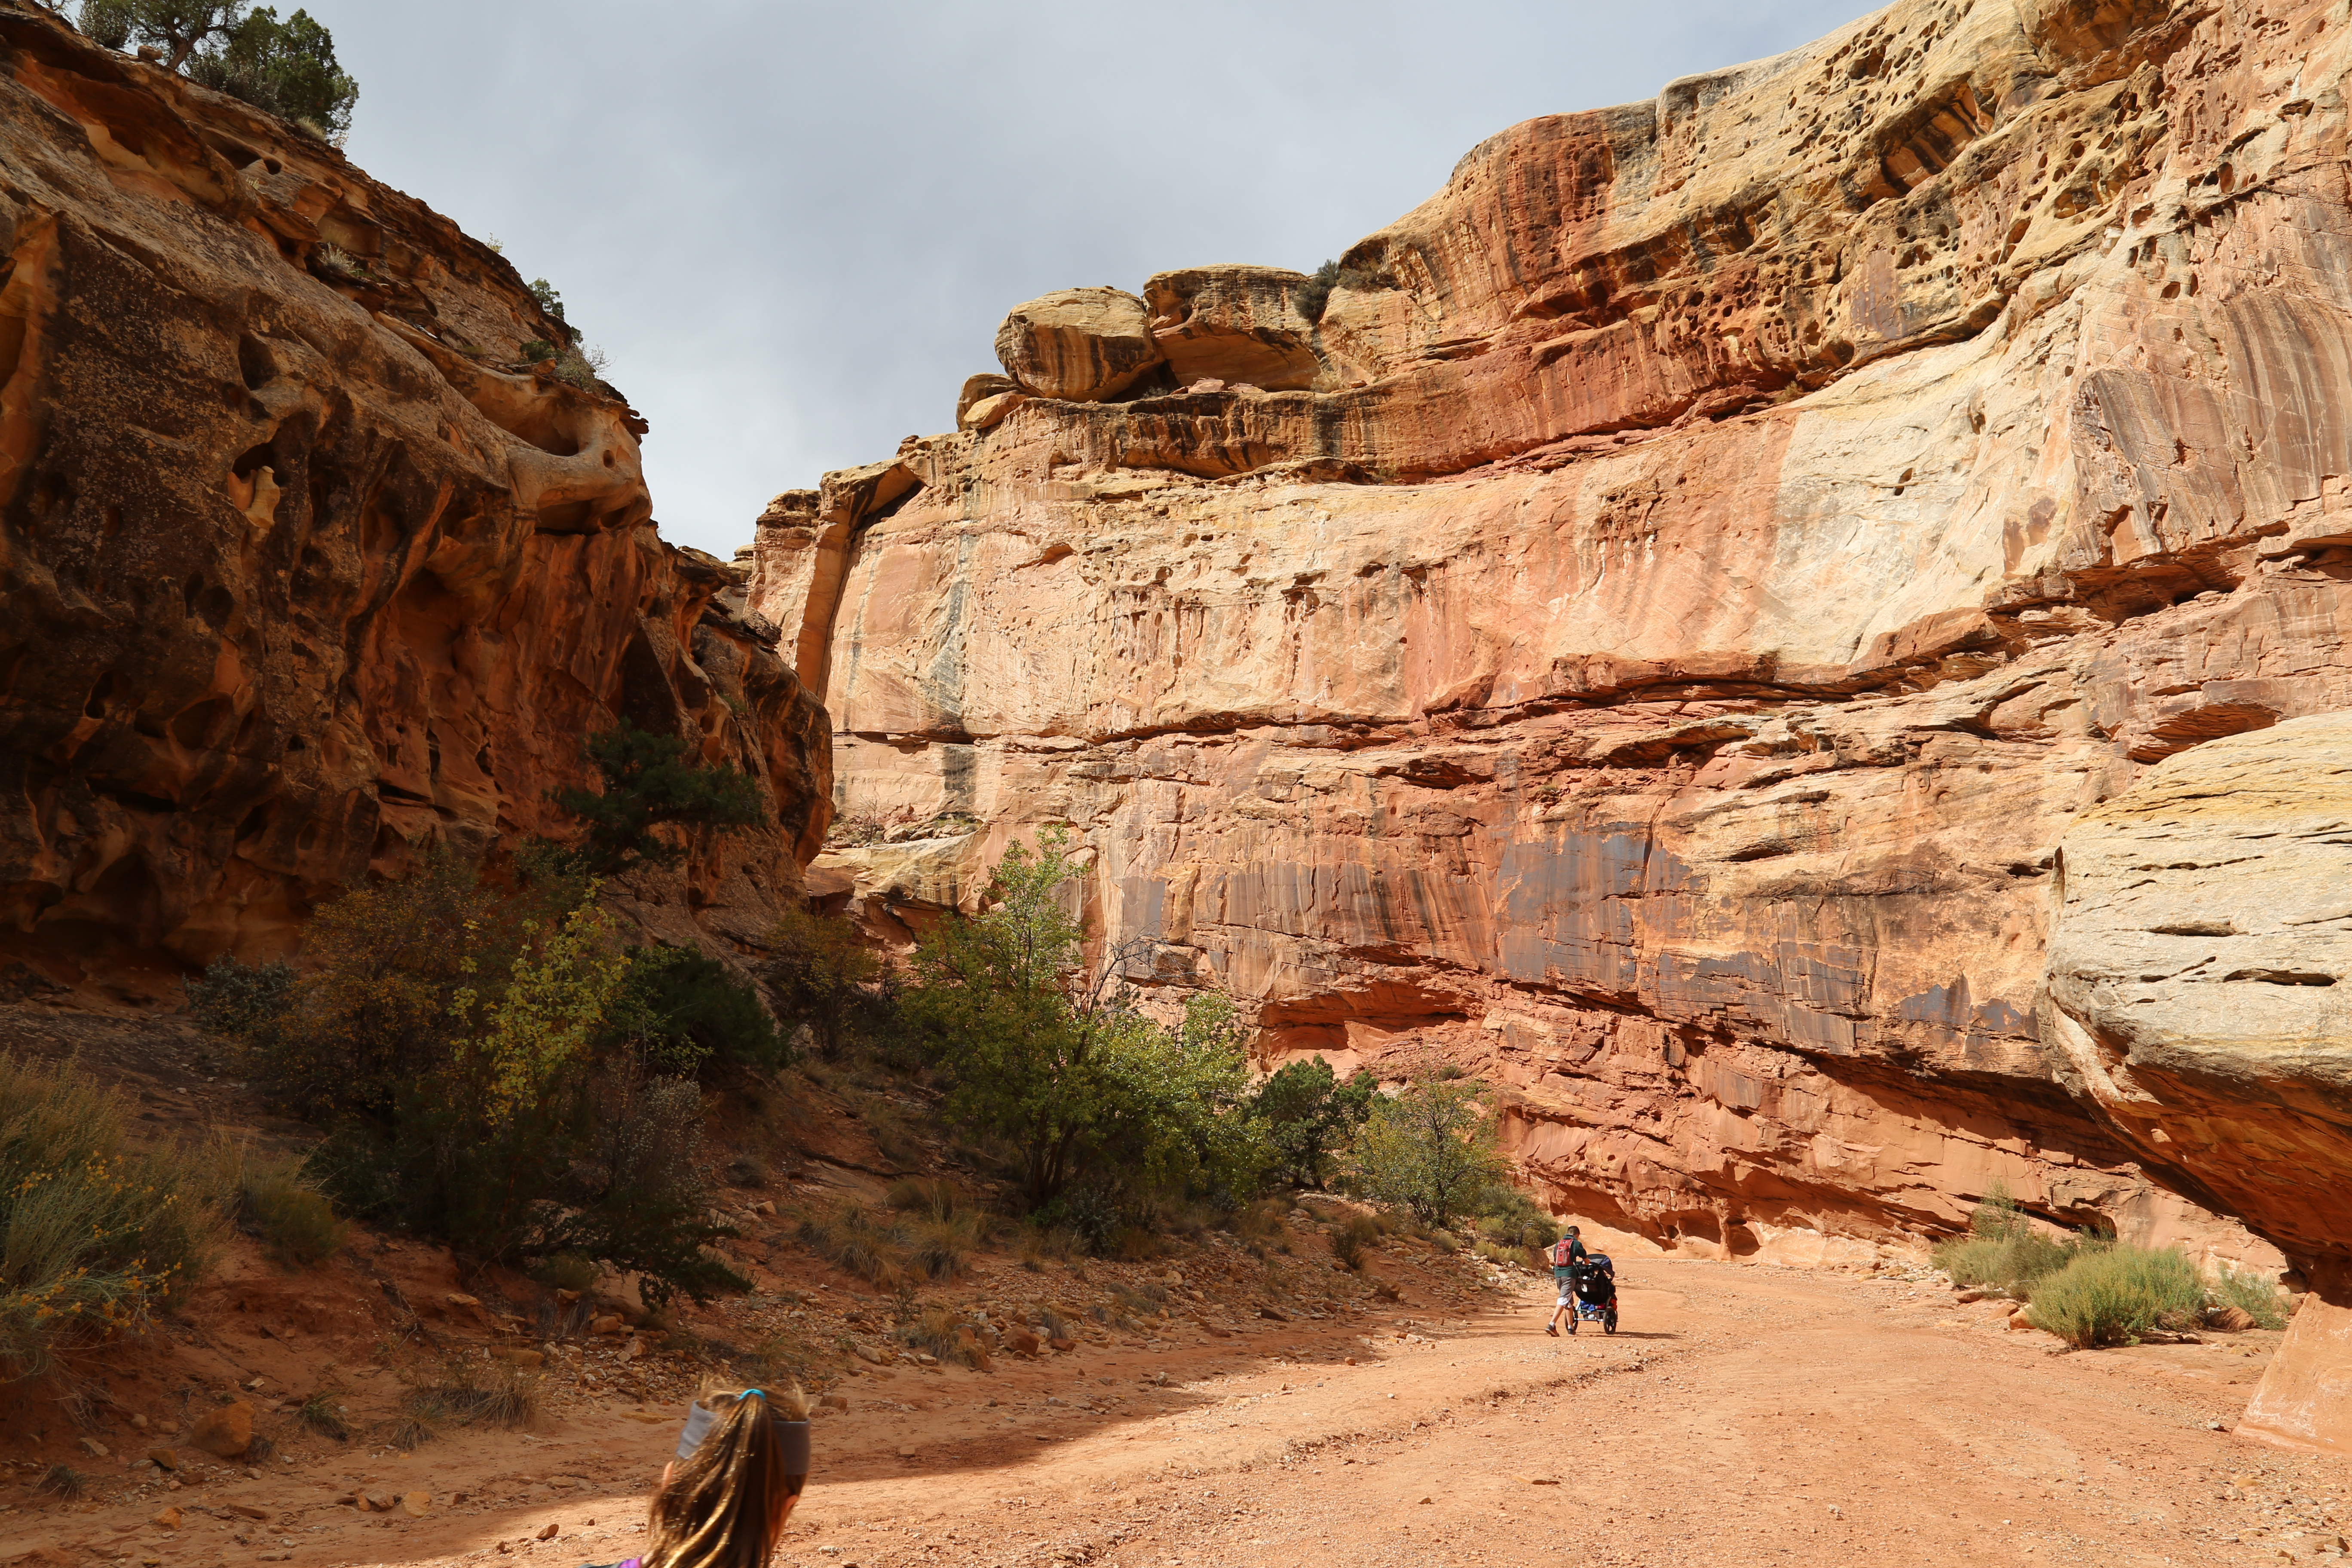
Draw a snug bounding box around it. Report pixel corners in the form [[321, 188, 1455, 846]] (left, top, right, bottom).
[[0, 1057, 220, 1381]]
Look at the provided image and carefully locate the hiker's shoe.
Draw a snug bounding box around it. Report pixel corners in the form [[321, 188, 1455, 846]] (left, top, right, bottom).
[[1543, 1323, 1557, 1337]]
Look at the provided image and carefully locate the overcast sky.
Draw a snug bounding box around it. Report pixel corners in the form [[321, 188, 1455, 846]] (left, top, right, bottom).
[[305, 1, 1883, 559]]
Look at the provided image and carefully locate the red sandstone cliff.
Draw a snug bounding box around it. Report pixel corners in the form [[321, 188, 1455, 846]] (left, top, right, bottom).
[[0, 6, 830, 995], [747, 0, 2352, 1443]]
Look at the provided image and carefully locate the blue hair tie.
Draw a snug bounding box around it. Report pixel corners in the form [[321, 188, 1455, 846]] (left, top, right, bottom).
[[743, 1388, 766, 1400]]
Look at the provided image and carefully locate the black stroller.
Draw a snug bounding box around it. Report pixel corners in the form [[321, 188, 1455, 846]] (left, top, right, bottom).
[[1568, 1254, 1618, 1335]]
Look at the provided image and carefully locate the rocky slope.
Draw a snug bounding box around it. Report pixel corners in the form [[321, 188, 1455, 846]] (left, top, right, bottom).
[[0, 5, 829, 995], [747, 0, 2352, 1439]]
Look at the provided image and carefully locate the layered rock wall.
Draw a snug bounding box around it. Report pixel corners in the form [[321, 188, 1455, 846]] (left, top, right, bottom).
[[745, 0, 2352, 1438], [0, 6, 829, 992]]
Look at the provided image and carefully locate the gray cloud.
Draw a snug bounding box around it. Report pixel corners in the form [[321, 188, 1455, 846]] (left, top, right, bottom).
[[310, 0, 1883, 557]]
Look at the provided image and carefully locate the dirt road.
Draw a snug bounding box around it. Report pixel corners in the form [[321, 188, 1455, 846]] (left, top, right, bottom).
[[21, 1257, 2343, 1568]]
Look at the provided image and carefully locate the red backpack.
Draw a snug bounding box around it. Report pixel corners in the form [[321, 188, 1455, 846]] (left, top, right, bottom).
[[1549, 1238, 1578, 1268]]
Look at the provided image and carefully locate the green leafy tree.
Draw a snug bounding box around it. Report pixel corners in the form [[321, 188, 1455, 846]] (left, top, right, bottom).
[[1251, 1054, 1378, 1190], [547, 723, 768, 879], [903, 830, 1261, 1213], [1349, 1070, 1507, 1230], [760, 906, 881, 1060], [204, 851, 521, 1121], [1086, 990, 1264, 1211]]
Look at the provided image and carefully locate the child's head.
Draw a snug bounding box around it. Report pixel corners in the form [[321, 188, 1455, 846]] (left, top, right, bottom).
[[645, 1386, 810, 1568]]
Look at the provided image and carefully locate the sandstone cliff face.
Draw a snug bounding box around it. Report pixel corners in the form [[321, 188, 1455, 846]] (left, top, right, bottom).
[[748, 0, 2351, 1427], [0, 8, 829, 992], [2043, 714, 2352, 1450]]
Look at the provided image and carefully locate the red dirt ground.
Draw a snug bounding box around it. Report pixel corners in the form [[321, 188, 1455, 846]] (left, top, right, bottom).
[[7, 1255, 2345, 1568]]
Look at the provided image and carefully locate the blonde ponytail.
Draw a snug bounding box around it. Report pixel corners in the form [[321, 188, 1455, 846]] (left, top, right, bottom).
[[643, 1386, 810, 1568]]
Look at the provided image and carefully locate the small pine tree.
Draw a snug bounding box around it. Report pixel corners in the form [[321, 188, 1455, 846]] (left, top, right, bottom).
[[547, 723, 768, 879]]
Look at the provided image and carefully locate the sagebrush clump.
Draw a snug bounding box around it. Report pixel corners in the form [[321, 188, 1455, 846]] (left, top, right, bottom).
[[1327, 1213, 1380, 1271], [1292, 257, 1391, 323], [2025, 1244, 2207, 1347], [2210, 1264, 2289, 1330], [1932, 1182, 2083, 1297], [0, 1056, 220, 1380], [205, 1136, 343, 1267], [797, 1204, 909, 1289]]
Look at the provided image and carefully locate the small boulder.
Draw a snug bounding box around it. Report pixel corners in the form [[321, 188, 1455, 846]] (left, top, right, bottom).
[[1004, 1328, 1042, 1358], [536, 1523, 559, 1541], [190, 1402, 254, 1459], [994, 288, 1163, 402], [1047, 1336, 1077, 1353], [401, 1492, 432, 1518], [77, 1436, 110, 1458], [1954, 1289, 1987, 1304], [2208, 1304, 2259, 1332], [962, 390, 1025, 432], [956, 373, 1017, 426], [2008, 1310, 2036, 1332], [146, 1448, 180, 1471], [819, 1394, 849, 1412], [150, 1507, 183, 1531], [588, 1314, 624, 1336]]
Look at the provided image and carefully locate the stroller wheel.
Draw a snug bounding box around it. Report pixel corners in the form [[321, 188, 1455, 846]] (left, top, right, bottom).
[[1604, 1310, 1618, 1335]]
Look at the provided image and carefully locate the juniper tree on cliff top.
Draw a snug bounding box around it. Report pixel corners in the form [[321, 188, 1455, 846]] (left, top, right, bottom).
[[80, 2, 358, 140]]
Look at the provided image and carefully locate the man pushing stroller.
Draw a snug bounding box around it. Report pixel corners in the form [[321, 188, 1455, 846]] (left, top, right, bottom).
[[1543, 1226, 1620, 1336], [1544, 1226, 1586, 1336]]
